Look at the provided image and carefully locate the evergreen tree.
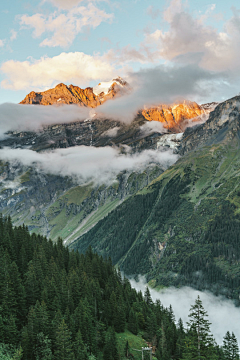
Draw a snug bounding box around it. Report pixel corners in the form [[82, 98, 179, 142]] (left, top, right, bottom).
[[223, 331, 239, 360], [103, 327, 118, 360], [182, 295, 217, 360], [54, 319, 74, 360], [34, 332, 53, 360], [128, 308, 138, 335], [144, 287, 153, 306]]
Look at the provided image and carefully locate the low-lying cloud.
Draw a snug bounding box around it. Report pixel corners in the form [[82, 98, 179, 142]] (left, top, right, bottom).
[[0, 146, 178, 185], [0, 103, 90, 138], [140, 121, 166, 136], [130, 278, 240, 345]]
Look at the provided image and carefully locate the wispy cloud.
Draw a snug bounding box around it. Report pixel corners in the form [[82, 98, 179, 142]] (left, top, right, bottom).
[[0, 146, 178, 185], [44, 0, 84, 9], [94, 64, 227, 122], [143, 0, 240, 73], [10, 29, 17, 41], [19, 3, 113, 47], [1, 52, 116, 90], [0, 103, 89, 137]]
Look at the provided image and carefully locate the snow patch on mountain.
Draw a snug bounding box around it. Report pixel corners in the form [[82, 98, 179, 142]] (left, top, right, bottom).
[[93, 77, 125, 95], [157, 133, 183, 150]]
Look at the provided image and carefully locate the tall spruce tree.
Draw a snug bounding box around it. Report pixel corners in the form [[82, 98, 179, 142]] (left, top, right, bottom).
[[182, 295, 217, 360], [54, 319, 74, 360], [223, 331, 240, 360]]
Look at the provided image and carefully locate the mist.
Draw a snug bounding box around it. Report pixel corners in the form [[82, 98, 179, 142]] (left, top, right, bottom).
[[140, 121, 166, 136], [0, 103, 90, 138], [130, 278, 240, 345], [94, 64, 228, 122], [0, 146, 178, 185]]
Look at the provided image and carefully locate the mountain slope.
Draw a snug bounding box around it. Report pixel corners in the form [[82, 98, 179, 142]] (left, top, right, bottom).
[[70, 97, 240, 302]]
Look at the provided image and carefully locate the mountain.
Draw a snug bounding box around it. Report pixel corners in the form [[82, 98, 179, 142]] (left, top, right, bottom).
[[70, 95, 240, 302], [20, 77, 128, 107], [0, 113, 169, 243], [20, 78, 210, 131], [142, 100, 207, 132], [4, 78, 240, 301]]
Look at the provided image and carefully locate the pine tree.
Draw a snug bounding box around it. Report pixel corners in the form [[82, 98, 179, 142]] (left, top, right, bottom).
[[182, 295, 217, 360], [103, 327, 118, 360], [144, 287, 153, 306], [223, 331, 239, 360], [128, 308, 138, 335], [34, 332, 53, 360], [73, 330, 87, 360], [54, 319, 74, 360]]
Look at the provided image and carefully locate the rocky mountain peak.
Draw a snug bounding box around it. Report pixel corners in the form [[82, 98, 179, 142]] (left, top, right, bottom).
[[20, 78, 216, 132], [142, 101, 207, 132]]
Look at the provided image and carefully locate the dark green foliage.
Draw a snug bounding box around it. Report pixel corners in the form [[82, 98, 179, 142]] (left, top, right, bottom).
[[182, 296, 217, 360], [0, 216, 236, 360], [222, 331, 240, 360]]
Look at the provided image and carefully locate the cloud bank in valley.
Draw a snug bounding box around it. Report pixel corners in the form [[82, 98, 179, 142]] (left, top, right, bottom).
[[130, 278, 240, 345], [0, 146, 178, 185]]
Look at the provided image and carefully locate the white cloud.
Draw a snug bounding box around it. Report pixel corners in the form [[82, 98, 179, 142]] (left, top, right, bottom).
[[146, 5, 160, 20], [1, 52, 116, 90], [20, 4, 113, 47], [94, 64, 228, 122], [130, 279, 240, 346], [0, 103, 90, 138], [0, 39, 5, 47], [140, 121, 166, 136], [0, 146, 178, 185], [101, 127, 120, 137], [144, 0, 240, 72], [10, 30, 17, 41], [45, 0, 84, 9]]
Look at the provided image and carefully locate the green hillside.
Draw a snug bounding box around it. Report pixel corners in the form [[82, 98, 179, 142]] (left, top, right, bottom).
[[71, 131, 240, 302]]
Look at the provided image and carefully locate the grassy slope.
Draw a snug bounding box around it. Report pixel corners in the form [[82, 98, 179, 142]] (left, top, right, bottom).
[[0, 160, 163, 244], [71, 134, 240, 300], [116, 330, 156, 360]]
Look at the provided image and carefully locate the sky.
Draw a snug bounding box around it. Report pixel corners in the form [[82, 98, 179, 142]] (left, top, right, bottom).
[[1, 0, 240, 104]]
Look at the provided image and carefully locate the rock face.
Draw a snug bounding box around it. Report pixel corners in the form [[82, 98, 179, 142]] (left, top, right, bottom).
[[142, 101, 206, 132], [20, 79, 210, 131], [20, 77, 127, 107], [179, 95, 240, 154]]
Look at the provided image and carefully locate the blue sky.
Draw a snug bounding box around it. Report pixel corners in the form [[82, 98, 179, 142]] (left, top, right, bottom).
[[1, 0, 240, 103]]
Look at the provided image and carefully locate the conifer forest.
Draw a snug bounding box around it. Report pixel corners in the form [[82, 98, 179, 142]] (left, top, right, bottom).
[[0, 215, 239, 360]]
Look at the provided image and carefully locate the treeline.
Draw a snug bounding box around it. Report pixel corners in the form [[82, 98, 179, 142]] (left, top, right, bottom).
[[0, 215, 239, 360]]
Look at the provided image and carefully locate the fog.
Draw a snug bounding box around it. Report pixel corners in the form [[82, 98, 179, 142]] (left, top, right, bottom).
[[0, 103, 91, 139], [130, 278, 240, 345], [0, 146, 178, 185], [140, 121, 166, 136]]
